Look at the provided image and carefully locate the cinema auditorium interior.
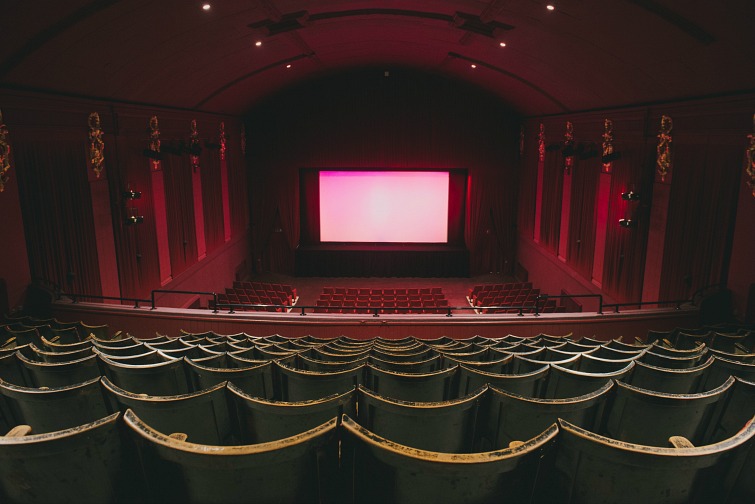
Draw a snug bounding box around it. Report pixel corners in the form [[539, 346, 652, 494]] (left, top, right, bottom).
[[1, 1, 755, 503]]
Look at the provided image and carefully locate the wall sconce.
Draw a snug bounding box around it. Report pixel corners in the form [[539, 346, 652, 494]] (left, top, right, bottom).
[[125, 215, 144, 225], [124, 185, 143, 225], [621, 191, 640, 201], [619, 218, 637, 228], [123, 189, 142, 200]]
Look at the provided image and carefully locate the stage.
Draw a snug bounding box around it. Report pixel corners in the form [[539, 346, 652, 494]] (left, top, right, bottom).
[[294, 244, 470, 278]]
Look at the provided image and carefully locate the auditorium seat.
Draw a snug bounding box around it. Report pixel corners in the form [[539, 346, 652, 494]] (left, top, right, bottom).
[[357, 385, 484, 453], [98, 354, 191, 396], [640, 348, 708, 369], [545, 416, 755, 504], [605, 377, 735, 447], [229, 384, 356, 443], [17, 352, 100, 388], [367, 353, 442, 373], [363, 363, 457, 402], [702, 355, 755, 390], [28, 343, 93, 363], [442, 353, 513, 374], [298, 354, 369, 372], [457, 363, 549, 398], [628, 357, 714, 394], [0, 412, 136, 503], [341, 413, 558, 504], [545, 361, 634, 399], [92, 340, 147, 357], [0, 352, 27, 386], [479, 381, 612, 450], [185, 357, 273, 398], [275, 361, 364, 401], [123, 408, 338, 504], [0, 376, 110, 434], [102, 378, 234, 445], [704, 377, 755, 444]]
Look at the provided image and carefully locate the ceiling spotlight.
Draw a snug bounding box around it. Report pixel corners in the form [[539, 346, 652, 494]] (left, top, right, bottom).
[[546, 4, 555, 11], [286, 64, 292, 69], [202, 3, 211, 11], [470, 64, 477, 69], [499, 42, 507, 47], [255, 40, 262, 47]]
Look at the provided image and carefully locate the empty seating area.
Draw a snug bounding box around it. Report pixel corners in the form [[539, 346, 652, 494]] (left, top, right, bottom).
[[1, 313, 754, 502], [315, 286, 449, 314], [467, 281, 566, 314], [216, 281, 299, 312]]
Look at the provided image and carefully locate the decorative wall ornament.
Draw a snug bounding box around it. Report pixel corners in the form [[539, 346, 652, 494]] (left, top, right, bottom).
[[746, 113, 755, 198], [601, 119, 615, 173], [537, 123, 545, 162], [0, 109, 11, 192], [240, 123, 247, 157], [563, 121, 575, 174], [219, 122, 227, 161], [189, 119, 201, 171], [656, 115, 673, 182], [88, 112, 105, 178], [146, 115, 161, 171]]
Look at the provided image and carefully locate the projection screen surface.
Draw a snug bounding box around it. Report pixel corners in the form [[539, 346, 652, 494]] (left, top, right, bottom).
[[319, 171, 449, 243]]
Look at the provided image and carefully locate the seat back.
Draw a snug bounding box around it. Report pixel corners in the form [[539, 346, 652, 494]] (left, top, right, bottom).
[[98, 354, 190, 395], [275, 362, 364, 401], [480, 382, 613, 450], [545, 361, 634, 399], [185, 357, 274, 399], [229, 383, 356, 443], [102, 377, 234, 445], [0, 377, 110, 434], [357, 385, 485, 452], [123, 409, 338, 504], [0, 412, 135, 503], [17, 352, 100, 388], [545, 417, 755, 504], [457, 364, 549, 398], [605, 377, 734, 446], [363, 363, 458, 402], [341, 414, 558, 504]]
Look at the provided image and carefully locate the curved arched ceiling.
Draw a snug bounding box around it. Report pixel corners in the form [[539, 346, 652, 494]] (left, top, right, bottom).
[[1, 0, 753, 117]]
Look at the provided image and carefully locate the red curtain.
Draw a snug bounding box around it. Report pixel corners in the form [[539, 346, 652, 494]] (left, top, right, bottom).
[[226, 135, 248, 236], [109, 134, 161, 300], [567, 154, 600, 278], [13, 138, 102, 296], [200, 145, 224, 254], [601, 136, 652, 303], [161, 149, 197, 278], [517, 124, 539, 238], [659, 136, 742, 301], [539, 149, 564, 254]]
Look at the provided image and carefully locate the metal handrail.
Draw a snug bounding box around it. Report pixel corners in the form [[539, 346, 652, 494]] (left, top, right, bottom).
[[66, 293, 150, 309], [150, 289, 219, 312], [602, 299, 691, 313]]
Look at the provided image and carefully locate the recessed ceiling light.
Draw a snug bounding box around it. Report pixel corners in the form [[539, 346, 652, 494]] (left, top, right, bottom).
[[546, 4, 555, 11], [499, 42, 507, 47], [255, 41, 262, 47], [202, 3, 211, 11], [286, 64, 292, 69], [470, 64, 477, 69]]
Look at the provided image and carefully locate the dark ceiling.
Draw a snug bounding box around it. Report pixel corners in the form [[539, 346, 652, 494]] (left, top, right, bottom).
[[1, 0, 754, 117]]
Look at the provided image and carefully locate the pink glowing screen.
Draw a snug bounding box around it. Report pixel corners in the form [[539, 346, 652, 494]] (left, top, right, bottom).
[[319, 171, 449, 243]]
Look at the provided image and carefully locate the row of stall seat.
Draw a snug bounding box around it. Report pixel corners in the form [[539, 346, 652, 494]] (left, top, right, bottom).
[[1, 317, 754, 503]]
